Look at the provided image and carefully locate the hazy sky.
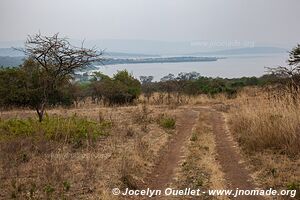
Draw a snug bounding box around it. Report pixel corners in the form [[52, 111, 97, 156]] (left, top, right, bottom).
[[0, 0, 299, 45]]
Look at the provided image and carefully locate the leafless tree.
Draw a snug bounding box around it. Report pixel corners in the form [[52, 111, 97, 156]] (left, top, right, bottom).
[[267, 44, 300, 99], [20, 33, 103, 121]]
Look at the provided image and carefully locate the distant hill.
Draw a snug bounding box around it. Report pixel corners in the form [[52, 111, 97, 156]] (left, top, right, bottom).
[[189, 47, 288, 56], [0, 39, 292, 55], [0, 48, 25, 57], [0, 48, 160, 67], [0, 56, 24, 67], [0, 46, 288, 67], [102, 51, 159, 58], [0, 48, 158, 58]]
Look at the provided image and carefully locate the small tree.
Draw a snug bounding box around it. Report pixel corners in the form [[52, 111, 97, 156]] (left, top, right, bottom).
[[20, 33, 103, 121], [113, 70, 141, 101], [90, 72, 111, 103], [288, 44, 300, 67], [139, 76, 154, 102], [267, 44, 300, 97], [159, 74, 177, 104], [175, 72, 201, 103]]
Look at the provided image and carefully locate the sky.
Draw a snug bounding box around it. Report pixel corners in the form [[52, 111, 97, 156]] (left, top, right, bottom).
[[0, 0, 299, 49]]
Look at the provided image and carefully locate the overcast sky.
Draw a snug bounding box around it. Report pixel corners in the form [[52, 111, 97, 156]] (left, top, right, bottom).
[[0, 0, 299, 46]]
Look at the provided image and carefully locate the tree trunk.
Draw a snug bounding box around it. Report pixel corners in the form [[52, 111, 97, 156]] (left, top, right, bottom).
[[36, 103, 45, 122]]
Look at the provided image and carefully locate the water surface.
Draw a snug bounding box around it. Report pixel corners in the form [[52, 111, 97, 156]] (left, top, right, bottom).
[[94, 54, 288, 80]]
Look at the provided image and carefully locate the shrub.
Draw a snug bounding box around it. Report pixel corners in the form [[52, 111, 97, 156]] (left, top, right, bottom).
[[62, 181, 71, 192], [158, 115, 176, 129], [90, 70, 141, 105], [190, 132, 198, 141]]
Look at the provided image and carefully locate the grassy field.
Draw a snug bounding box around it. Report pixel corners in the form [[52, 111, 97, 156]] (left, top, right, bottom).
[[0, 89, 299, 199], [0, 104, 180, 199]]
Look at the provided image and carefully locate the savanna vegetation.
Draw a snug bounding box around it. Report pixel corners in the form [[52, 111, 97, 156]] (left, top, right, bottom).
[[0, 34, 299, 199]]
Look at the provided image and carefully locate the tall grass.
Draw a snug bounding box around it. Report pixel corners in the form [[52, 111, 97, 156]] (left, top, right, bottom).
[[229, 90, 300, 157]]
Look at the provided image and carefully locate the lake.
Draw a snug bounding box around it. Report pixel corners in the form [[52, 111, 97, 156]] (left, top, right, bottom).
[[93, 53, 288, 81]]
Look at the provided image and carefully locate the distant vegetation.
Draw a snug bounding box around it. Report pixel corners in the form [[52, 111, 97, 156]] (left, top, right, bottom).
[[0, 65, 275, 109], [0, 56, 23, 67], [100, 56, 217, 65]]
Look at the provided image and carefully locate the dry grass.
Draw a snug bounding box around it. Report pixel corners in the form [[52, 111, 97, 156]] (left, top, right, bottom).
[[1, 89, 299, 199], [227, 88, 300, 198], [229, 89, 300, 156], [139, 92, 226, 107]]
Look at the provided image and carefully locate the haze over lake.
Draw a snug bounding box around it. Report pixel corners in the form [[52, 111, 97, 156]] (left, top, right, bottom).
[[94, 54, 288, 81]]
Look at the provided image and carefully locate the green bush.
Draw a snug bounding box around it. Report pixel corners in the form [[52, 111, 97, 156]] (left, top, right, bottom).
[[190, 132, 198, 141], [158, 115, 176, 129], [90, 70, 141, 105], [0, 115, 111, 145]]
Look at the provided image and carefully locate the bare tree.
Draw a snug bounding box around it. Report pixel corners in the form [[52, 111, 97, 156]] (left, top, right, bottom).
[[288, 44, 300, 67], [20, 33, 103, 121], [267, 44, 300, 98]]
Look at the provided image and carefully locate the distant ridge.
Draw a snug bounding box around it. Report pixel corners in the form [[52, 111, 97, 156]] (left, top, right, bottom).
[[102, 51, 160, 58], [0, 48, 159, 58], [0, 39, 291, 55], [0, 48, 24, 57], [188, 47, 288, 56], [0, 56, 23, 67], [0, 47, 288, 67]]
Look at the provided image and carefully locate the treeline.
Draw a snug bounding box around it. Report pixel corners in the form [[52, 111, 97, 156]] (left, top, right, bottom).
[[0, 66, 274, 109], [140, 72, 274, 100]]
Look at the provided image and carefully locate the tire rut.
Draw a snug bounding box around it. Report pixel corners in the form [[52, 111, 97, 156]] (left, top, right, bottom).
[[142, 109, 199, 199], [211, 110, 264, 200]]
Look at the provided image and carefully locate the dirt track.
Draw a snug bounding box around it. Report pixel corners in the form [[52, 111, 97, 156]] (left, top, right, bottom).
[[144, 109, 199, 197], [139, 107, 263, 200]]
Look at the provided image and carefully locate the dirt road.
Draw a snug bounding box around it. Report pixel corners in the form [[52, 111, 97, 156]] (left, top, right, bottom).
[[137, 107, 263, 200], [144, 109, 199, 196]]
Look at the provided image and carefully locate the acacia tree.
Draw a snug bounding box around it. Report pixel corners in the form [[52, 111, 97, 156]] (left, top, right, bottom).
[[21, 33, 103, 121]]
